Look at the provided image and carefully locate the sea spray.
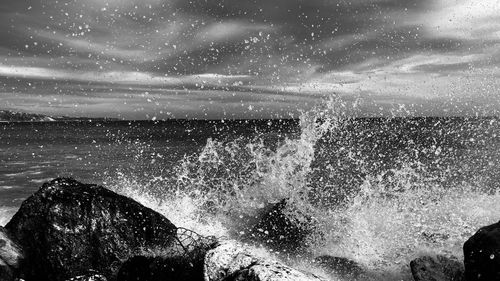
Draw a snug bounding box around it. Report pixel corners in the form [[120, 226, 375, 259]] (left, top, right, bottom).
[[104, 171, 230, 238], [102, 98, 500, 280], [311, 162, 500, 280], [166, 97, 350, 241]]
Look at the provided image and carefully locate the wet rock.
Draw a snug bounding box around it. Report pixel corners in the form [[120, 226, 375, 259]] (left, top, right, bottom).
[[118, 228, 217, 281], [410, 255, 464, 281], [65, 273, 108, 281], [118, 255, 203, 281], [463, 220, 500, 281], [0, 226, 23, 281], [5, 178, 179, 281], [250, 199, 316, 254], [204, 241, 328, 281], [314, 255, 365, 280], [0, 258, 14, 281]]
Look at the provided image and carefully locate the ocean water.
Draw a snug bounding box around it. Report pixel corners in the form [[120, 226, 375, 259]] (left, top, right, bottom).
[[1, 101, 500, 280]]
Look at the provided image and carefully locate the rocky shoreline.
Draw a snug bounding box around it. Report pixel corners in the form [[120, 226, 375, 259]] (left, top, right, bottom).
[[0, 178, 498, 281]]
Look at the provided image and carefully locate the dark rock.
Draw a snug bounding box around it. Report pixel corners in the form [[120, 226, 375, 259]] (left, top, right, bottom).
[[0, 258, 14, 281], [0, 226, 23, 281], [118, 228, 217, 281], [118, 255, 202, 281], [463, 220, 500, 281], [410, 255, 464, 281], [5, 178, 180, 281], [249, 199, 316, 253], [204, 241, 328, 281], [314, 255, 365, 280]]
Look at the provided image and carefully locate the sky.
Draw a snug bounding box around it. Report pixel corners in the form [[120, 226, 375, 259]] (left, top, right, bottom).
[[0, 0, 499, 119]]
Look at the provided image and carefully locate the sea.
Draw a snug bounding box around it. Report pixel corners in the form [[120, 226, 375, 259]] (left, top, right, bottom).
[[1, 101, 500, 280]]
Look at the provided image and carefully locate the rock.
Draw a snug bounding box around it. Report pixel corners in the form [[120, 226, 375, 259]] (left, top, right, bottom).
[[0, 226, 23, 281], [463, 220, 500, 281], [65, 273, 108, 281], [314, 255, 365, 280], [249, 199, 316, 254], [5, 178, 181, 281], [204, 241, 328, 281], [0, 259, 14, 281], [118, 228, 217, 281], [117, 255, 203, 281], [410, 255, 464, 281]]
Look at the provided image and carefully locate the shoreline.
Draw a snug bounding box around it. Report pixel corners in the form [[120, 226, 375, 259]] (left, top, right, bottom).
[[1, 178, 496, 281]]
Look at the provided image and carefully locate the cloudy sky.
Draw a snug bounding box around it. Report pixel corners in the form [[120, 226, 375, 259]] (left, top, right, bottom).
[[1, 0, 499, 119]]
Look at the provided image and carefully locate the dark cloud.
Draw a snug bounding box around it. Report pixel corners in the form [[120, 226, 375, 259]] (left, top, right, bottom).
[[0, 0, 435, 74]]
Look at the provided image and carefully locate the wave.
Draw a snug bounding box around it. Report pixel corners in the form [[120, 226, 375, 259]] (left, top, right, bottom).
[[44, 97, 500, 280]]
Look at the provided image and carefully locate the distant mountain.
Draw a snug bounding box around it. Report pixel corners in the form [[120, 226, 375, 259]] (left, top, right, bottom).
[[0, 110, 56, 122], [0, 110, 119, 122]]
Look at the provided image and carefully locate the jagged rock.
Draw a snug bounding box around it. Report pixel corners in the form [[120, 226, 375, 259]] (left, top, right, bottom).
[[0, 226, 23, 281], [5, 178, 180, 281], [249, 199, 316, 253], [314, 255, 365, 280], [463, 220, 500, 281], [118, 255, 202, 281], [118, 228, 217, 281], [65, 273, 107, 281], [410, 255, 464, 281], [1, 258, 15, 281], [204, 241, 328, 281]]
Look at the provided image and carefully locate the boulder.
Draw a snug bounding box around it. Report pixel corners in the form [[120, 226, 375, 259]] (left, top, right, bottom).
[[5, 178, 181, 281], [313, 255, 365, 280], [204, 241, 328, 281], [249, 199, 316, 254], [0, 226, 23, 281], [463, 220, 500, 281], [410, 255, 464, 281], [118, 228, 217, 281], [118, 255, 203, 281], [1, 258, 14, 281]]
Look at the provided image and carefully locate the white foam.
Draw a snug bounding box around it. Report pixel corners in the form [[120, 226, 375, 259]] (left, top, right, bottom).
[[109, 173, 230, 239]]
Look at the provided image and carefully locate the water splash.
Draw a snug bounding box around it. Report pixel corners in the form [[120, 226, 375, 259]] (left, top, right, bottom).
[[104, 97, 500, 280], [105, 171, 229, 238], [172, 97, 347, 215], [313, 163, 500, 277]]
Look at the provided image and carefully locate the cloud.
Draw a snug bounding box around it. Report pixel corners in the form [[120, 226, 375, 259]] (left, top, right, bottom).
[[0, 64, 253, 86], [419, 0, 500, 40], [0, 0, 499, 118]]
